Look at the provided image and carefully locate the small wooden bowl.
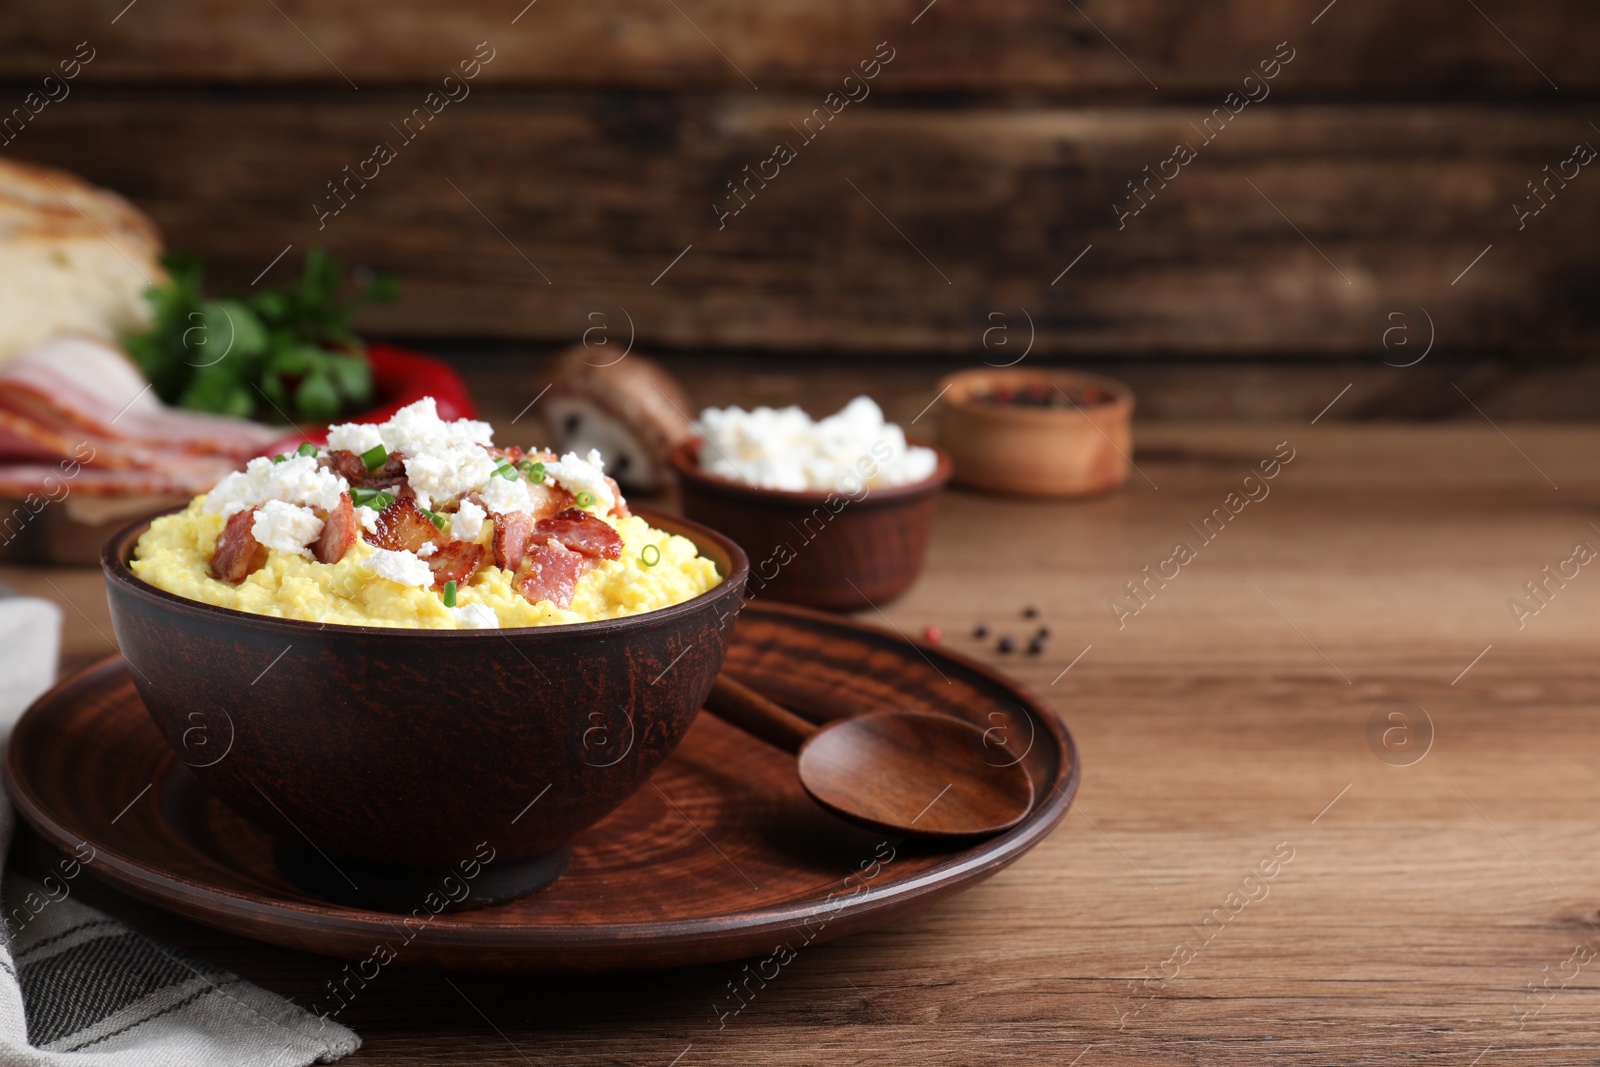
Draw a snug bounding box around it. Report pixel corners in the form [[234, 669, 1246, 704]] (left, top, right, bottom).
[[669, 439, 952, 611], [101, 506, 748, 907], [937, 369, 1134, 497]]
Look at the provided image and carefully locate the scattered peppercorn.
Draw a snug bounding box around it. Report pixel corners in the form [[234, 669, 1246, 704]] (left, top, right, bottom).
[[1023, 606, 1038, 619], [974, 624, 989, 639], [997, 635, 1016, 653], [1026, 638, 1045, 655], [923, 625, 943, 643], [1035, 626, 1051, 639]]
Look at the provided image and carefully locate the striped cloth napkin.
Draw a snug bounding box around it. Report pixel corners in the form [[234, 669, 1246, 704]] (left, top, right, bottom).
[[0, 590, 360, 1065]]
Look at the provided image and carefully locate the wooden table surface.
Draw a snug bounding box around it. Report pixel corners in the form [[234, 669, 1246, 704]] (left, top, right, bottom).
[[7, 420, 1600, 1065]]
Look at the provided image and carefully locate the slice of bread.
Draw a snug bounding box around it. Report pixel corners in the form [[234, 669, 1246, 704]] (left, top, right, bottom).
[[0, 157, 164, 366]]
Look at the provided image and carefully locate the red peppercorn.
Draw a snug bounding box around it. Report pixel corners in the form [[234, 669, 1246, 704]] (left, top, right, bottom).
[[923, 625, 942, 643]]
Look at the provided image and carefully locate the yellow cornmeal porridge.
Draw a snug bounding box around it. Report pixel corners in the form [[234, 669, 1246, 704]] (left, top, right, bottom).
[[132, 500, 720, 629]]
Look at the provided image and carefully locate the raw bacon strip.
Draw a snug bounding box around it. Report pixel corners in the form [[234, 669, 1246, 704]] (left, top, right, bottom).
[[428, 541, 484, 588], [514, 539, 591, 609], [325, 448, 407, 487], [210, 507, 267, 582], [491, 510, 535, 570], [0, 413, 62, 462], [533, 508, 623, 560], [0, 464, 214, 497], [0, 410, 240, 481], [366, 490, 444, 554], [0, 337, 280, 459], [314, 492, 357, 564]]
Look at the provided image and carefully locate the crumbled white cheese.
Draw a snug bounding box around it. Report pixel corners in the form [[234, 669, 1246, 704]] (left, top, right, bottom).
[[543, 449, 615, 509], [203, 455, 348, 519], [451, 603, 499, 629], [323, 397, 627, 517], [361, 547, 434, 588], [478, 472, 534, 515], [324, 421, 383, 457], [354, 505, 381, 535], [326, 398, 497, 510], [452, 499, 486, 541], [417, 543, 438, 558], [250, 500, 324, 557], [694, 396, 938, 492]]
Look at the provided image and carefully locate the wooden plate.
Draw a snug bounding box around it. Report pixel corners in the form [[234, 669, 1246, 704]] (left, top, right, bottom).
[[4, 602, 1077, 971]]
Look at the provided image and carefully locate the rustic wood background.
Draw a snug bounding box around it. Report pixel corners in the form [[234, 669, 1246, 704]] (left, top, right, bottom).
[[0, 0, 1595, 370]]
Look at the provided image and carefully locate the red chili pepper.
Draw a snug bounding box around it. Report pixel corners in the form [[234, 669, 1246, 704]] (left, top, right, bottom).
[[262, 343, 477, 455], [358, 343, 477, 424]]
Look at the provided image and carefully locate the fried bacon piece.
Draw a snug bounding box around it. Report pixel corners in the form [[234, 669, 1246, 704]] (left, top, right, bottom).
[[491, 510, 535, 570], [326, 448, 407, 487], [604, 476, 630, 519], [428, 541, 484, 589], [313, 491, 357, 565], [533, 508, 623, 560], [501, 509, 623, 608], [514, 539, 590, 609], [210, 507, 268, 583], [367, 489, 445, 554], [524, 480, 576, 521]]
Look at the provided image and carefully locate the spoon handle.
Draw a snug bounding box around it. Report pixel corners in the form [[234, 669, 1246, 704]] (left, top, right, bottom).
[[703, 674, 817, 755]]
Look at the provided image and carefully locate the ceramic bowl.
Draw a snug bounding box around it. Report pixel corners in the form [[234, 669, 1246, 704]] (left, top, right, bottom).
[[937, 368, 1134, 497], [101, 506, 748, 908], [669, 438, 951, 611]]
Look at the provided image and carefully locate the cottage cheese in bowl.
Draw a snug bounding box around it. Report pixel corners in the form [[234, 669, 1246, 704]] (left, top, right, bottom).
[[694, 396, 938, 493]]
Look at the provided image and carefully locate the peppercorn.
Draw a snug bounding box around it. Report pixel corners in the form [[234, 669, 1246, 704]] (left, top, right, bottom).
[[997, 635, 1015, 653], [974, 624, 989, 639], [923, 625, 942, 643], [1022, 606, 1038, 619]]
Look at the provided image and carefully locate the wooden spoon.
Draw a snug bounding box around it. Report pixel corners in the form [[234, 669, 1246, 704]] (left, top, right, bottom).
[[702, 674, 1035, 839]]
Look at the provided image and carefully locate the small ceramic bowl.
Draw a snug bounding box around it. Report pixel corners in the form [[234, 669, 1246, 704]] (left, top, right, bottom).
[[937, 369, 1134, 497], [101, 507, 748, 909], [669, 439, 951, 611]]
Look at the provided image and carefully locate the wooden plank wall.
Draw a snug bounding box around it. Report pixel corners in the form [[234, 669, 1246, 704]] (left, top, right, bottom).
[[0, 1, 1595, 360]]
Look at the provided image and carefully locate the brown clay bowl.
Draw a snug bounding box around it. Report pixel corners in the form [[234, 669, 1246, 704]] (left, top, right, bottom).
[[669, 438, 951, 612], [937, 368, 1134, 497], [100, 506, 748, 909]]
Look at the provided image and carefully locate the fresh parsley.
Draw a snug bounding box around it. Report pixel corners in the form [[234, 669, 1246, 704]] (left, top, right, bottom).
[[122, 247, 397, 424]]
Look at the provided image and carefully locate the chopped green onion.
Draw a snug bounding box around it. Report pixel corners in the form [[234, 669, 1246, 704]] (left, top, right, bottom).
[[271, 454, 288, 464], [421, 508, 445, 529], [297, 442, 318, 457], [351, 487, 394, 511], [640, 544, 661, 568], [360, 443, 388, 470], [575, 490, 595, 508], [492, 460, 517, 481], [442, 580, 457, 607], [517, 459, 548, 484]]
